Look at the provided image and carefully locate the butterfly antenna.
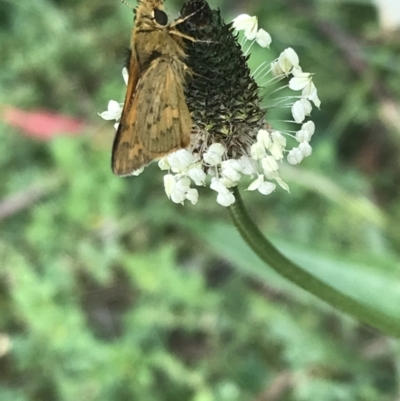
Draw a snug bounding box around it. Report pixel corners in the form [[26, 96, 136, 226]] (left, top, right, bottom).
[[118, 0, 135, 9]]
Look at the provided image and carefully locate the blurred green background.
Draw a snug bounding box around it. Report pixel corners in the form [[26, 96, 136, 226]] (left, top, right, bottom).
[[1, 0, 400, 400]]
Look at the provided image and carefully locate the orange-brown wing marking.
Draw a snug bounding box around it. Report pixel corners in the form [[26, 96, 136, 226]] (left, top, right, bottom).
[[112, 49, 146, 176], [137, 59, 191, 157]]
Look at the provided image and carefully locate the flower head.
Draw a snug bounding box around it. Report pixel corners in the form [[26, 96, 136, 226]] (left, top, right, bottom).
[[100, 0, 320, 207]]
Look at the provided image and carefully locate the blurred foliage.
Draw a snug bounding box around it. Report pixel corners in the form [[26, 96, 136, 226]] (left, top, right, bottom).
[[1, 0, 400, 400]]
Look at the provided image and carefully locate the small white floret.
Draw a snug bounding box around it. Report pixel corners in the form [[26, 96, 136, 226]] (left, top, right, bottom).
[[164, 174, 176, 198], [299, 141, 312, 157], [287, 148, 304, 165], [186, 188, 199, 205], [232, 14, 258, 40], [98, 100, 123, 121], [167, 149, 195, 173], [188, 167, 207, 186], [255, 29, 272, 48]]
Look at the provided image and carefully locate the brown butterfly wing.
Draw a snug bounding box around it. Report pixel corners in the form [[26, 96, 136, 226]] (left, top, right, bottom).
[[111, 50, 144, 176], [112, 58, 191, 176], [137, 60, 191, 155]]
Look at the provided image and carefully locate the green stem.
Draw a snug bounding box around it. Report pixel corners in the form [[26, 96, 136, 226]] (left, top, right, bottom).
[[228, 186, 400, 338]]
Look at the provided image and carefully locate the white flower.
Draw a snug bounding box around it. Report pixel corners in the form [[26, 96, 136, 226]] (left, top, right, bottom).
[[186, 188, 199, 205], [261, 156, 279, 174], [238, 156, 257, 175], [271, 131, 286, 148], [301, 121, 315, 136], [164, 174, 176, 198], [295, 129, 312, 143], [158, 158, 170, 170], [167, 149, 195, 173], [303, 82, 321, 108], [98, 100, 122, 121], [270, 60, 284, 77], [258, 180, 276, 195], [232, 14, 258, 40], [278, 47, 299, 74], [287, 148, 304, 165], [210, 178, 236, 207], [170, 177, 192, 204], [289, 69, 312, 91], [221, 165, 241, 183], [122, 67, 129, 85], [203, 143, 225, 166], [247, 175, 264, 191], [255, 29, 272, 48], [299, 141, 312, 157], [292, 99, 312, 123], [257, 129, 272, 148], [188, 167, 207, 186], [250, 141, 266, 160]]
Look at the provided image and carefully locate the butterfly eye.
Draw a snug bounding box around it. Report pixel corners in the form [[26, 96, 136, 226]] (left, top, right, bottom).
[[154, 8, 168, 26]]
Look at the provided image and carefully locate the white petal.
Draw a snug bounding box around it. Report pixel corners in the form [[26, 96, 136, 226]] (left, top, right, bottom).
[[238, 156, 257, 175], [186, 188, 199, 205], [255, 29, 272, 48], [276, 177, 290, 192], [270, 60, 284, 78], [203, 152, 222, 166], [295, 129, 312, 143], [268, 142, 284, 160], [164, 174, 176, 198], [299, 141, 312, 157], [210, 177, 227, 193], [305, 84, 321, 108], [292, 101, 304, 123], [221, 159, 242, 172], [301, 99, 312, 115], [122, 68, 129, 85], [216, 191, 236, 207], [158, 157, 170, 170], [232, 14, 255, 31], [301, 80, 316, 97], [271, 131, 286, 147], [289, 73, 312, 91], [257, 129, 271, 148], [208, 143, 225, 156], [132, 167, 144, 176], [292, 100, 306, 123], [188, 167, 207, 186], [301, 121, 315, 136], [167, 149, 194, 173], [98, 100, 123, 120], [261, 156, 279, 174], [278, 53, 293, 75], [283, 48, 299, 68], [258, 181, 276, 195], [219, 176, 236, 188], [170, 190, 186, 204], [221, 166, 241, 183], [278, 48, 299, 74], [232, 14, 258, 40], [176, 177, 191, 192], [113, 122, 119, 131], [250, 142, 266, 160], [203, 143, 225, 166], [287, 148, 304, 165], [247, 175, 264, 191]]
